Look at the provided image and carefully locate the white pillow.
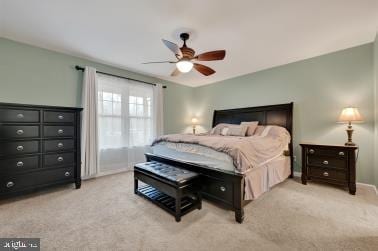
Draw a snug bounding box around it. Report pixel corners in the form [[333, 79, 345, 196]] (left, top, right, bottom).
[[220, 124, 248, 136]]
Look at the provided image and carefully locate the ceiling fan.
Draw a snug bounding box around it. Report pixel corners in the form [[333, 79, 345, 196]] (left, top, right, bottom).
[[143, 33, 226, 76]]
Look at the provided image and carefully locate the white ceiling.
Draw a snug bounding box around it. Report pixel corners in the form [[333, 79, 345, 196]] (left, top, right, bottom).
[[1, 0, 378, 87]]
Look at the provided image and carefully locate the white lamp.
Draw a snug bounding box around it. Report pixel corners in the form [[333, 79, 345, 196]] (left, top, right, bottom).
[[338, 107, 363, 146], [176, 60, 193, 73], [191, 117, 198, 134]]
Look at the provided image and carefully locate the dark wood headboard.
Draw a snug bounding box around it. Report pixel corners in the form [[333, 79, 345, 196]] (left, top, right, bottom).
[[212, 102, 294, 176], [212, 102, 293, 135]]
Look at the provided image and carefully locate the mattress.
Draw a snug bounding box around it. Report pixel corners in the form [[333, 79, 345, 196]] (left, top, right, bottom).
[[151, 142, 235, 172], [151, 141, 290, 200]]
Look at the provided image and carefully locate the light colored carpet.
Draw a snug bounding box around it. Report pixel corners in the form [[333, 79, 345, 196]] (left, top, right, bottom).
[[1, 172, 378, 251]]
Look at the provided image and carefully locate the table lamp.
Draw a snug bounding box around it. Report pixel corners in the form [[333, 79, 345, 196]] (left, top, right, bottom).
[[338, 107, 363, 146], [191, 117, 198, 134]]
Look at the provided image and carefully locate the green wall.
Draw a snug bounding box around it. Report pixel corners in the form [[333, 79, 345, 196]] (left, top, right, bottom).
[[193, 44, 375, 186], [0, 38, 192, 134]]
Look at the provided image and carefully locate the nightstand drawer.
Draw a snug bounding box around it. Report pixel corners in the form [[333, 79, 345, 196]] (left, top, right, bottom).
[[307, 147, 346, 158], [307, 155, 346, 169], [43, 126, 75, 138], [309, 166, 346, 182], [44, 111, 75, 123], [0, 125, 40, 139]]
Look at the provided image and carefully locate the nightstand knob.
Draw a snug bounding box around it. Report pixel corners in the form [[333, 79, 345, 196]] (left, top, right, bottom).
[[58, 129, 64, 134], [58, 115, 64, 120], [65, 172, 70, 177], [6, 181, 14, 188], [323, 160, 329, 165], [323, 172, 329, 177], [57, 156, 64, 162], [16, 113, 24, 119], [16, 129, 24, 135], [220, 186, 226, 192], [309, 149, 315, 154], [16, 161, 24, 167], [339, 151, 345, 156]]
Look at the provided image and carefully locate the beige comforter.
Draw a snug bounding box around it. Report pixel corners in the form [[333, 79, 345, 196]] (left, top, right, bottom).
[[152, 126, 290, 173]]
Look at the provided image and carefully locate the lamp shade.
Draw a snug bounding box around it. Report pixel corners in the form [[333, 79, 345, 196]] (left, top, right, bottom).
[[338, 107, 363, 123], [191, 117, 198, 124]]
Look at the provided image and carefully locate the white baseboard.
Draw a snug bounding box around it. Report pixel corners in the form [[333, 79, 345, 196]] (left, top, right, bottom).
[[293, 171, 378, 195], [293, 171, 301, 177], [356, 182, 378, 195]]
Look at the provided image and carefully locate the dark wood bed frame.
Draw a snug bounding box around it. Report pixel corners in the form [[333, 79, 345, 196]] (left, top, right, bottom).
[[146, 102, 293, 223]]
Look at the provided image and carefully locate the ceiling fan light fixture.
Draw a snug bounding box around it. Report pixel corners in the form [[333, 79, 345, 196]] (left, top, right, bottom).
[[176, 60, 193, 73]]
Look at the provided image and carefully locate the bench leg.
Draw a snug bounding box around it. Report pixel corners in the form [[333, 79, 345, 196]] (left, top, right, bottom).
[[175, 198, 181, 222], [197, 192, 202, 210], [175, 190, 182, 222], [134, 178, 138, 195]]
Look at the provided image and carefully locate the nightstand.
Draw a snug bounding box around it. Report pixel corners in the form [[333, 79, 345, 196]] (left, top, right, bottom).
[[300, 144, 358, 195]]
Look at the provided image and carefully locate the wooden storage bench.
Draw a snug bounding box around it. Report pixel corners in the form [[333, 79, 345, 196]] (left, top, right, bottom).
[[134, 161, 202, 222]]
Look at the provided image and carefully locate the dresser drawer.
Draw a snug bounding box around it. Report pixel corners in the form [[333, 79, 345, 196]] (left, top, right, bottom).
[[309, 166, 347, 183], [44, 111, 75, 123], [201, 176, 233, 205], [0, 108, 40, 123], [43, 126, 74, 138], [307, 147, 346, 158], [0, 125, 40, 139], [308, 155, 346, 169], [0, 167, 74, 193], [43, 139, 75, 152], [0, 155, 40, 173], [44, 152, 75, 167], [0, 141, 40, 156]]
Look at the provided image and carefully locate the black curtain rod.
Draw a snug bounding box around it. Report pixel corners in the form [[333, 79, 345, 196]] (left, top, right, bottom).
[[75, 65, 167, 88]]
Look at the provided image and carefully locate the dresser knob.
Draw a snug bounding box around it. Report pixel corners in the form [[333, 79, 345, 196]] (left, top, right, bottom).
[[16, 161, 24, 167], [323, 160, 329, 165], [309, 149, 315, 154], [16, 129, 24, 135], [57, 142, 64, 148], [58, 115, 64, 120], [16, 145, 24, 151], [57, 156, 64, 162], [16, 113, 24, 119], [65, 172, 70, 177], [323, 172, 329, 177], [220, 186, 226, 192], [339, 151, 345, 156], [6, 181, 14, 188], [58, 129, 64, 134]]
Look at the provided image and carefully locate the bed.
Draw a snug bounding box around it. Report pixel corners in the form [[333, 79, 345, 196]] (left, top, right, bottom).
[[146, 102, 293, 223]]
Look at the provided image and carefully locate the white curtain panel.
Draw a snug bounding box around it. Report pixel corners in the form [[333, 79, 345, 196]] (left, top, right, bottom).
[[81, 66, 99, 179], [96, 74, 164, 174], [153, 83, 164, 137]]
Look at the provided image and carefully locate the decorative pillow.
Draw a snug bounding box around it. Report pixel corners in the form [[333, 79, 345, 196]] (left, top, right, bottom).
[[254, 125, 265, 136], [210, 123, 233, 135], [240, 121, 259, 136], [220, 124, 248, 136], [220, 127, 229, 136]]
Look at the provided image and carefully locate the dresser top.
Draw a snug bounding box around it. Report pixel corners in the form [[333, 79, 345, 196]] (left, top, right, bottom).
[[300, 143, 358, 149], [0, 102, 83, 111]]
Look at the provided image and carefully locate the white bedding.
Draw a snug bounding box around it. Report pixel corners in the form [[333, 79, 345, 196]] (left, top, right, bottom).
[[151, 140, 291, 200]]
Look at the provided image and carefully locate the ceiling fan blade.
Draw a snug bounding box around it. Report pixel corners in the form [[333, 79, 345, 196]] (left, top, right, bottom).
[[193, 63, 216, 76], [142, 61, 175, 64], [162, 39, 182, 58], [171, 68, 181, 77], [195, 50, 226, 61]]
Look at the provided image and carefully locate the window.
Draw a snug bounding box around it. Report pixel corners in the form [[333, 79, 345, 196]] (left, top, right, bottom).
[[97, 74, 154, 150]]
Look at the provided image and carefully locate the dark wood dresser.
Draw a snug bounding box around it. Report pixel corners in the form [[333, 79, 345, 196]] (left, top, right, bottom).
[[300, 143, 358, 194], [0, 103, 82, 198]]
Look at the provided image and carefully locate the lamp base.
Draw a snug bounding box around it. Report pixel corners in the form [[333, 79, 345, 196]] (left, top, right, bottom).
[[345, 124, 355, 146], [345, 142, 356, 146]]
